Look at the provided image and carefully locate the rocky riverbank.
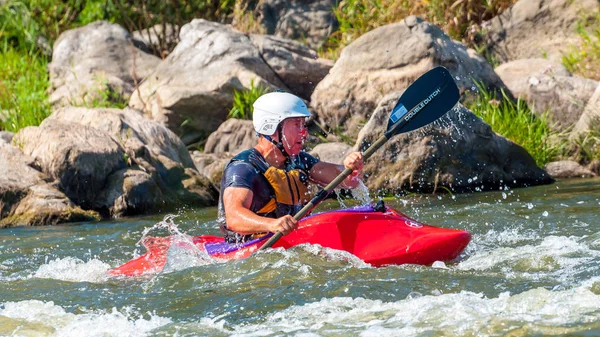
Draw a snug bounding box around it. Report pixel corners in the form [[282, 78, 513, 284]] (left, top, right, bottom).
[[1, 0, 599, 227]]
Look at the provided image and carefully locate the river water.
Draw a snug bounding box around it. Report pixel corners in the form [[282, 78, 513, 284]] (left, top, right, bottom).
[[1, 178, 599, 336]]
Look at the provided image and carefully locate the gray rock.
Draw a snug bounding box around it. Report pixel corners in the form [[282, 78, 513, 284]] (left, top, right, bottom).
[[204, 119, 257, 154], [0, 142, 98, 227], [129, 19, 331, 144], [353, 93, 553, 193], [132, 23, 179, 57], [482, 0, 599, 63], [496, 59, 599, 130], [254, 0, 338, 49], [190, 151, 233, 190], [573, 84, 600, 138], [545, 160, 596, 178], [311, 16, 508, 138], [14, 119, 127, 209], [49, 21, 161, 107], [309, 142, 352, 165], [46, 106, 218, 215], [0, 131, 13, 144], [250, 34, 333, 100]]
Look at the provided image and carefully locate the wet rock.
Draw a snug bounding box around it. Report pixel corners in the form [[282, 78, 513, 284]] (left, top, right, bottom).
[[496, 59, 599, 131], [309, 142, 352, 165], [544, 160, 596, 178], [481, 0, 599, 63], [49, 21, 161, 107], [253, 0, 338, 49], [311, 16, 508, 138], [129, 19, 331, 144], [0, 142, 98, 228], [204, 119, 257, 154], [353, 93, 553, 193], [588, 160, 600, 175]]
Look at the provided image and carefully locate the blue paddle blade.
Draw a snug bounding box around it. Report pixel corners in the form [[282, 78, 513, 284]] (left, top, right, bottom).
[[385, 67, 459, 138]]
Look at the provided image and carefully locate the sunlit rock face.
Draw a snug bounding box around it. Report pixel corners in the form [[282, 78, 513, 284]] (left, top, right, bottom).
[[129, 19, 332, 145], [496, 59, 599, 132], [481, 0, 599, 64], [0, 141, 98, 227], [311, 16, 508, 139], [204, 119, 256, 155], [253, 0, 338, 50], [48, 21, 161, 108], [544, 161, 596, 179], [353, 93, 553, 194], [10, 107, 217, 221]]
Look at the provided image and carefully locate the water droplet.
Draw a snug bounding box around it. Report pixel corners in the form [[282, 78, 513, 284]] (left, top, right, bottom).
[[502, 192, 507, 199], [542, 211, 549, 217]]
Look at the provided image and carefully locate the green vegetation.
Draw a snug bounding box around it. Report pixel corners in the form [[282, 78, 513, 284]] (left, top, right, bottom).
[[0, 47, 51, 132], [562, 13, 600, 81], [467, 84, 562, 167], [321, 0, 516, 59], [227, 80, 269, 120]]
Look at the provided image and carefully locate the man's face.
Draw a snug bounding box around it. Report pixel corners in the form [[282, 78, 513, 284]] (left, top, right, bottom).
[[278, 117, 308, 156]]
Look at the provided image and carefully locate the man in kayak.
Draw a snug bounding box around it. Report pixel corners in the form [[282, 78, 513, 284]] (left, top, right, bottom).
[[218, 92, 364, 243]]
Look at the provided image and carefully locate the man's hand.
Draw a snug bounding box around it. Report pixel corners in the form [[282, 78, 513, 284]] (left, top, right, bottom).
[[343, 151, 364, 172], [269, 215, 298, 235]]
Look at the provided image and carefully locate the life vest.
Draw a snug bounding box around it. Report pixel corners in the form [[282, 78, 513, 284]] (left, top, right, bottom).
[[231, 149, 311, 217]]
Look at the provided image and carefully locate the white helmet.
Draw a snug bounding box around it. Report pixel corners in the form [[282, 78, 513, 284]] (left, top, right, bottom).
[[253, 92, 311, 136]]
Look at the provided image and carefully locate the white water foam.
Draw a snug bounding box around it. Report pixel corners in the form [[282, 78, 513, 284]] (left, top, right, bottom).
[[0, 300, 171, 337], [190, 284, 600, 336], [33, 257, 111, 283], [458, 235, 599, 285]]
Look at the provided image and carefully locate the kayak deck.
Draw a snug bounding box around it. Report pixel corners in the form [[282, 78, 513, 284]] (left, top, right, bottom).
[[109, 205, 471, 276]]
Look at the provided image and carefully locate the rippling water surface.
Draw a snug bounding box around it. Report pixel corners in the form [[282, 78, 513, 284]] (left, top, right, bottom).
[[1, 178, 600, 336]]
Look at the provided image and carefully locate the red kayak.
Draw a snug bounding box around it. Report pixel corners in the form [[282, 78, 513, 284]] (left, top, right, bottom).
[[109, 204, 471, 276]]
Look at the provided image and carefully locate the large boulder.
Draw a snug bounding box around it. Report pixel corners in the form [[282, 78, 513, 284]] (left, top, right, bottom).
[[311, 16, 508, 138], [353, 93, 554, 193], [204, 119, 256, 154], [12, 107, 218, 219], [190, 151, 234, 190], [253, 0, 338, 49], [0, 142, 98, 227], [49, 21, 161, 107], [496, 59, 599, 131], [15, 119, 127, 209], [45, 106, 218, 216], [481, 0, 599, 63], [129, 19, 332, 144]]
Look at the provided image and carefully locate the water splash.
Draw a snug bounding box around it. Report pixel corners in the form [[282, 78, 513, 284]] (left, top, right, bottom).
[[34, 257, 111, 283], [351, 180, 373, 205], [138, 214, 216, 274]]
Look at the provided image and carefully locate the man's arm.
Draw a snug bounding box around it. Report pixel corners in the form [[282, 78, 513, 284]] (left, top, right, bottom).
[[308, 152, 364, 189], [222, 187, 298, 235]]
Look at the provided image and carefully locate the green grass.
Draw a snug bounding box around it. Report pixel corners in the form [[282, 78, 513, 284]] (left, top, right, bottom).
[[562, 13, 600, 81], [467, 84, 562, 167], [0, 46, 51, 132], [227, 80, 269, 120]]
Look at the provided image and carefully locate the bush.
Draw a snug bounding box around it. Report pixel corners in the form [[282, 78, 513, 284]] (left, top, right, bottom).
[[228, 80, 269, 120], [562, 13, 600, 81], [466, 84, 562, 167]]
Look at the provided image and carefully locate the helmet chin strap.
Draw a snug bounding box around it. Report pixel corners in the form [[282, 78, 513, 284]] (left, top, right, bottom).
[[264, 124, 290, 158]]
